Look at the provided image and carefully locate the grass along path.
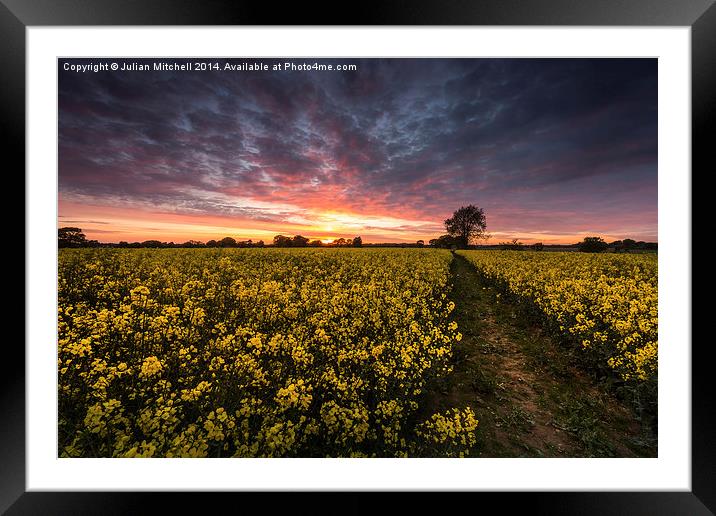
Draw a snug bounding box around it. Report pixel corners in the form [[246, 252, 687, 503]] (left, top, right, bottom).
[[421, 253, 657, 457]]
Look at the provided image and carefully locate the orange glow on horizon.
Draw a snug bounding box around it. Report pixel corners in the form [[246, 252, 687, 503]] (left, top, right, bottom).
[[58, 199, 443, 244], [58, 199, 656, 246]]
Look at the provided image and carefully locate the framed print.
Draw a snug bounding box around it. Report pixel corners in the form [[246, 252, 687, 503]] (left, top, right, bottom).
[[8, 0, 713, 513]]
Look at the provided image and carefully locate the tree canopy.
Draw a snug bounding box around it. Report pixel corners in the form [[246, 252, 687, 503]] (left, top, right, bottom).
[[443, 205, 488, 248]]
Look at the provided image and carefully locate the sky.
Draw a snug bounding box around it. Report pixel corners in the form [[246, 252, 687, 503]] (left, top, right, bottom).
[[58, 58, 657, 244]]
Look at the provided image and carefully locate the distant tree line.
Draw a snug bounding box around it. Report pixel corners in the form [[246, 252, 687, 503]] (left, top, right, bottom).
[[113, 238, 266, 249], [491, 239, 544, 251], [607, 238, 657, 253], [577, 237, 657, 253], [205, 237, 264, 248], [58, 228, 369, 249], [272, 235, 363, 247], [471, 237, 656, 253], [59, 225, 657, 253]]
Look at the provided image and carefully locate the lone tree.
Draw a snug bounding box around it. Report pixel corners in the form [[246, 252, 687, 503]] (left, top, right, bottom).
[[444, 205, 487, 248], [352, 236, 363, 247]]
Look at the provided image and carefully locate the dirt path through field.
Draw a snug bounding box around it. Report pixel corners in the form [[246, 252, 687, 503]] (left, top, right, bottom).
[[421, 253, 656, 457]]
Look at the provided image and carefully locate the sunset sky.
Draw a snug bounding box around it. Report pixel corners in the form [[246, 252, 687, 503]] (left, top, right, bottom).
[[58, 58, 657, 244]]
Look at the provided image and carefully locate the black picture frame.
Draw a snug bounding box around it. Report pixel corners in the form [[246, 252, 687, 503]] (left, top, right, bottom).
[[7, 0, 712, 513]]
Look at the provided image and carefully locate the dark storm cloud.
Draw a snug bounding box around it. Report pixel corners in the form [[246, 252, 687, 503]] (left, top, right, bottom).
[[59, 58, 657, 240]]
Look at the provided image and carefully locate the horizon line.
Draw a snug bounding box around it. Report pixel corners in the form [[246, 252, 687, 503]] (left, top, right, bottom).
[[58, 230, 658, 247]]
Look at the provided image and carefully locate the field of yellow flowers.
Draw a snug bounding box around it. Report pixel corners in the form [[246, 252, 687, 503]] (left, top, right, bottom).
[[58, 248, 477, 458], [458, 251, 657, 387]]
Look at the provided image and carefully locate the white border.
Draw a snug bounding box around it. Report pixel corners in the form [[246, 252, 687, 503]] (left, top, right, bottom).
[[27, 27, 691, 491]]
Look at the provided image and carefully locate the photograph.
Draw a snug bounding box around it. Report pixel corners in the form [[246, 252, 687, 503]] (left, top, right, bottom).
[[4, 0, 708, 507], [56, 57, 658, 459]]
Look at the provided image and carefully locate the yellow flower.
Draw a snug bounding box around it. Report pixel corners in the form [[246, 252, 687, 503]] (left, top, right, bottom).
[[139, 356, 163, 379]]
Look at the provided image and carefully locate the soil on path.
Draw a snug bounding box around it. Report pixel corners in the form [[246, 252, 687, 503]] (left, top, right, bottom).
[[421, 254, 657, 457]]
